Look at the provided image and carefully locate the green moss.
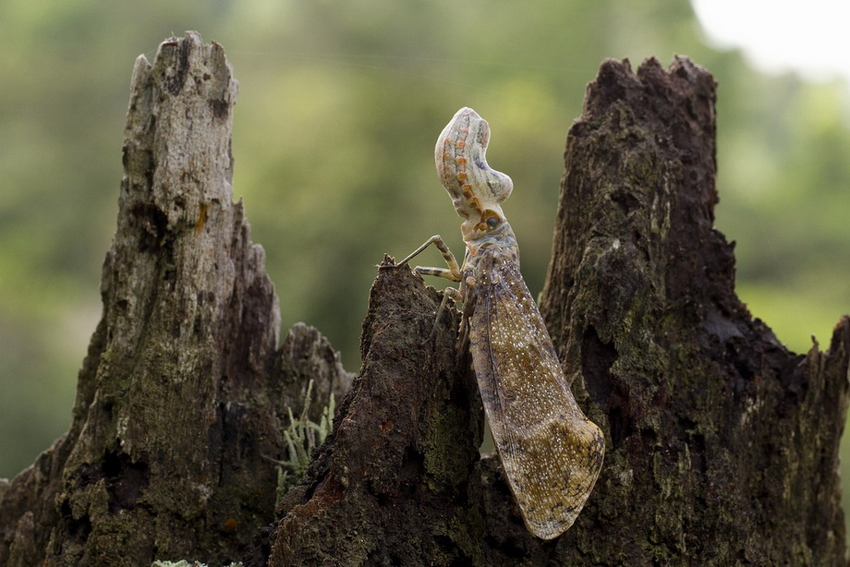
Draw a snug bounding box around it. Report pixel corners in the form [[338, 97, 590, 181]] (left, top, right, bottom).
[[422, 405, 473, 490], [448, 506, 485, 565]]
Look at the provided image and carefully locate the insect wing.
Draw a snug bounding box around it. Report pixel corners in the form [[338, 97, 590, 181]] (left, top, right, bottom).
[[468, 248, 605, 540]]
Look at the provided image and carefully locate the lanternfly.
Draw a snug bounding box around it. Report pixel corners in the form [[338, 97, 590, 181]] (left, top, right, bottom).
[[399, 107, 605, 540]]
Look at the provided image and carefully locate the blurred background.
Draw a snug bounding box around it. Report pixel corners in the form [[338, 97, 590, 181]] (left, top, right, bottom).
[[1, 0, 848, 517]]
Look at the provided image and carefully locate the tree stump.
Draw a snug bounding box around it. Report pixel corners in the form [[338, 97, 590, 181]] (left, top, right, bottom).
[[0, 32, 348, 567], [0, 34, 847, 567], [537, 57, 849, 565]]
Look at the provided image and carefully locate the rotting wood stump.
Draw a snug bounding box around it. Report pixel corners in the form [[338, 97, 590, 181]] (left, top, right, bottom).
[[0, 34, 847, 567]]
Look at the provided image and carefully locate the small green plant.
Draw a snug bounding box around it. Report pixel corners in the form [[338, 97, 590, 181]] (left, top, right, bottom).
[[265, 380, 335, 505]]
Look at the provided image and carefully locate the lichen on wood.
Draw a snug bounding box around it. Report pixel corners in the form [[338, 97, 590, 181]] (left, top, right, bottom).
[[538, 57, 849, 565]]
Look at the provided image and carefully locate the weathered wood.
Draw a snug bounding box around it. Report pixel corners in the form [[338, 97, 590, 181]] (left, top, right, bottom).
[[266, 257, 484, 566], [0, 32, 353, 567], [1, 36, 847, 566], [537, 57, 849, 565]]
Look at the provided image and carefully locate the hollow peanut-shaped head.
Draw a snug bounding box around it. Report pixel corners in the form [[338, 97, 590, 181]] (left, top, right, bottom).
[[435, 107, 514, 243]]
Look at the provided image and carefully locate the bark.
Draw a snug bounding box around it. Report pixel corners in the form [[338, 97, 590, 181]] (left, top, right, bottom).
[[266, 58, 850, 565], [0, 32, 350, 567], [0, 34, 847, 567], [535, 56, 849, 565]]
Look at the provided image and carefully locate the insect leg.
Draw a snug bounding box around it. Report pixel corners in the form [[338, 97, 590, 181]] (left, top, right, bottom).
[[398, 234, 463, 282], [395, 235, 467, 339], [422, 284, 462, 341]]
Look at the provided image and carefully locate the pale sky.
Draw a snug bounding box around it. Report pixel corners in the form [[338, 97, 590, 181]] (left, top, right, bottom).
[[691, 0, 850, 84]]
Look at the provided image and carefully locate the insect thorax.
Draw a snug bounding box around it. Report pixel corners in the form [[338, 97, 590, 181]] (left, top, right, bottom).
[[462, 222, 520, 279]]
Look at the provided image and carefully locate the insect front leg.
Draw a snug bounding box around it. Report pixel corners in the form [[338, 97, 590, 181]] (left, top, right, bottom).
[[398, 234, 463, 283], [397, 235, 468, 340]]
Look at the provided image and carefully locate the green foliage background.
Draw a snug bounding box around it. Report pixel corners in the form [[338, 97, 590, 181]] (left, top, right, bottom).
[[2, 0, 848, 521]]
